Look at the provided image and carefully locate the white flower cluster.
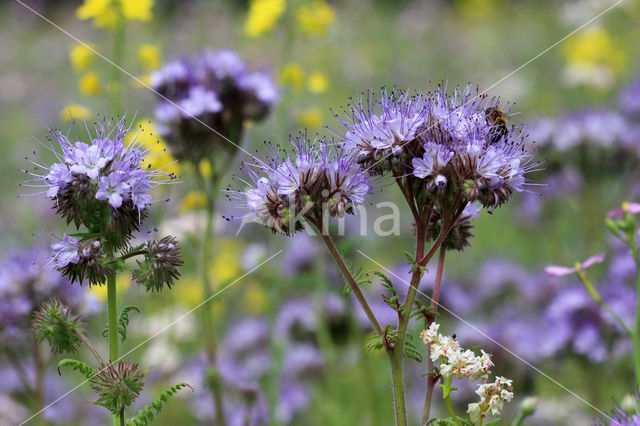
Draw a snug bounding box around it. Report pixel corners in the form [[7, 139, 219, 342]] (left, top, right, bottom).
[[467, 377, 514, 424], [420, 322, 493, 381], [421, 322, 515, 423]]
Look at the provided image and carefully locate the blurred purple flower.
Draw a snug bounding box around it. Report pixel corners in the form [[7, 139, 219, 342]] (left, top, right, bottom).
[[608, 202, 640, 218]]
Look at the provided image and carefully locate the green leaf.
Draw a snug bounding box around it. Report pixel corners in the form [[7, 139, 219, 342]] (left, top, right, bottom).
[[102, 305, 141, 343], [125, 383, 192, 426], [427, 418, 473, 425], [403, 332, 423, 362], [484, 420, 501, 426], [57, 358, 96, 380]]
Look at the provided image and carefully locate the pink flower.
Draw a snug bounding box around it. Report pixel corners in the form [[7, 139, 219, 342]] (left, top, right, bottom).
[[545, 253, 606, 277], [607, 202, 640, 218]]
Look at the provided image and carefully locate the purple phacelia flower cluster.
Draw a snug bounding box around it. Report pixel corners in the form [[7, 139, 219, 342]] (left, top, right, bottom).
[[151, 49, 278, 164], [228, 134, 370, 235], [334, 84, 537, 209], [24, 118, 175, 244], [23, 117, 183, 289]]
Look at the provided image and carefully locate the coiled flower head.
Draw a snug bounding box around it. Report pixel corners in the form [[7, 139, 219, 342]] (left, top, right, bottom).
[[425, 202, 481, 251], [23, 116, 177, 249], [32, 298, 84, 355], [228, 134, 370, 235], [152, 49, 278, 164], [90, 360, 146, 415], [335, 84, 538, 210], [51, 234, 113, 286], [132, 236, 183, 292]]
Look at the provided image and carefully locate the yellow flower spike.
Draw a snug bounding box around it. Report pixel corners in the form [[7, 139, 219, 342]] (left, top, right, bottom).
[[307, 71, 329, 93], [90, 274, 131, 302], [244, 282, 268, 314], [70, 43, 96, 72], [245, 0, 286, 38], [137, 44, 162, 70], [76, 0, 119, 29], [78, 72, 103, 96], [60, 104, 92, 122], [122, 0, 153, 22], [280, 63, 305, 90], [179, 190, 208, 213], [623, 202, 630, 212], [297, 108, 323, 128], [296, 1, 335, 36], [199, 158, 213, 179], [125, 119, 180, 176]]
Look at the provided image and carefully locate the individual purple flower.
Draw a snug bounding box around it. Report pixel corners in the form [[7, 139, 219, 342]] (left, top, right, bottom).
[[96, 172, 130, 209], [608, 202, 640, 218], [545, 253, 606, 277], [51, 234, 80, 268]]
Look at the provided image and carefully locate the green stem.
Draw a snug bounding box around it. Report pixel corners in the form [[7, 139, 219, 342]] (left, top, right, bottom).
[[632, 246, 640, 385], [319, 230, 384, 337], [388, 351, 408, 426], [442, 376, 462, 426], [107, 272, 119, 426], [511, 412, 526, 426], [196, 170, 227, 426], [422, 247, 446, 423]]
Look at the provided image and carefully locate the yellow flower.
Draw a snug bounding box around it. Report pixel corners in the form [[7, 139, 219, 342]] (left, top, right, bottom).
[[564, 26, 625, 72], [179, 190, 208, 212], [77, 0, 153, 29], [137, 44, 162, 70], [78, 72, 102, 96], [243, 282, 268, 314], [76, 0, 118, 29], [199, 158, 213, 179], [122, 0, 153, 22], [69, 43, 96, 72], [296, 1, 335, 36], [245, 0, 286, 38], [307, 71, 329, 93], [125, 119, 180, 176], [90, 274, 131, 302], [208, 239, 242, 285], [60, 104, 92, 121], [297, 108, 322, 128], [280, 62, 305, 90]]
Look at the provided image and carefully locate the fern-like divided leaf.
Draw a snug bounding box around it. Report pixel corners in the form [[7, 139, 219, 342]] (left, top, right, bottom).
[[102, 306, 141, 343], [58, 358, 97, 380], [126, 383, 192, 426], [403, 332, 423, 362]]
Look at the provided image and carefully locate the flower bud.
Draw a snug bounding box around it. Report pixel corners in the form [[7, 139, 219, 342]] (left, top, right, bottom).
[[32, 298, 84, 354]]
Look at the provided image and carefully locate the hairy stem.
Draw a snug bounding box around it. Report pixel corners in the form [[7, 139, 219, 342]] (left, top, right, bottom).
[[443, 376, 462, 426], [319, 230, 384, 337], [422, 246, 446, 423], [73, 329, 106, 365], [107, 272, 119, 426]]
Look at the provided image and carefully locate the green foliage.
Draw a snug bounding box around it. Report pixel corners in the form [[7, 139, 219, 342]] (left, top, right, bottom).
[[365, 326, 422, 362], [57, 358, 97, 380], [126, 383, 192, 426], [403, 250, 428, 277], [342, 263, 370, 297], [375, 271, 402, 312], [102, 305, 141, 343]]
